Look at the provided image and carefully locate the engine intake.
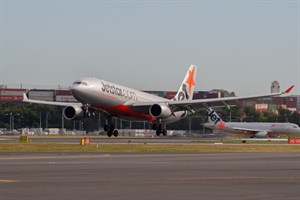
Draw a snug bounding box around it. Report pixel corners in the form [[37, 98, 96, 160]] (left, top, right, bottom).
[[63, 106, 85, 120], [149, 104, 172, 119]]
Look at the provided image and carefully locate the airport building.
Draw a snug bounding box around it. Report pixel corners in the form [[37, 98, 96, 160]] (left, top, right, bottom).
[[0, 86, 27, 102], [55, 90, 77, 102], [0, 84, 299, 113], [28, 89, 55, 102]]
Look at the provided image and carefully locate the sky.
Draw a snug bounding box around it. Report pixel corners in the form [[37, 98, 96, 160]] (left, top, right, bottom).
[[0, 0, 299, 96]]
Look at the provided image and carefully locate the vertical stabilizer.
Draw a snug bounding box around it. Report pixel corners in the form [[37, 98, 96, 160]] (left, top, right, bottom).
[[207, 108, 226, 128], [173, 65, 197, 101]]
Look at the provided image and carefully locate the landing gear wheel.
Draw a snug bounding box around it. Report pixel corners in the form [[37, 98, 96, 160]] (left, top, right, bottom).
[[162, 129, 167, 136], [155, 126, 167, 137], [107, 130, 113, 137], [113, 130, 119, 137], [156, 130, 160, 136]]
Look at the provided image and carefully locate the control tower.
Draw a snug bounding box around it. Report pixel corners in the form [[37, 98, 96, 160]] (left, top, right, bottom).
[[271, 81, 280, 93]]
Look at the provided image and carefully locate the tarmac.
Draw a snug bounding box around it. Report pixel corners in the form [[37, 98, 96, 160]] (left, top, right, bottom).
[[1, 152, 299, 200]]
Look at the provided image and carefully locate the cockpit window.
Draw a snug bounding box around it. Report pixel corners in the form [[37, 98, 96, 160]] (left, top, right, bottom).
[[73, 81, 88, 85], [293, 125, 299, 128]]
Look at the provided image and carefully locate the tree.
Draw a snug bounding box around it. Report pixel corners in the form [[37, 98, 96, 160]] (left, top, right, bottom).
[[277, 108, 292, 122], [243, 106, 260, 122], [288, 111, 300, 125]]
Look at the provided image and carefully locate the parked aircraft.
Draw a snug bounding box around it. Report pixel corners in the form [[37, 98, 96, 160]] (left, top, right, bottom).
[[23, 65, 294, 137], [204, 108, 300, 137]]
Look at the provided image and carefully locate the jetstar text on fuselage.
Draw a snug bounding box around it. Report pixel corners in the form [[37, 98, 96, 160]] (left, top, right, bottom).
[[101, 81, 137, 101]]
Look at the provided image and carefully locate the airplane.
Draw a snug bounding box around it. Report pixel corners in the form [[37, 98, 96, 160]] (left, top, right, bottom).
[[204, 108, 300, 138], [23, 65, 294, 137]]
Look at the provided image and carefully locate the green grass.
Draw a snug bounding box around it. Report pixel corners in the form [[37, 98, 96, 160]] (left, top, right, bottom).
[[0, 142, 300, 153]]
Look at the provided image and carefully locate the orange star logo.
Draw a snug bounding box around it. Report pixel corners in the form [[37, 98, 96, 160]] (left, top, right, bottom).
[[218, 122, 226, 129], [185, 67, 195, 93]]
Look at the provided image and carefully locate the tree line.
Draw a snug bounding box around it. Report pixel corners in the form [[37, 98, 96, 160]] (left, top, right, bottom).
[[1, 102, 300, 132]]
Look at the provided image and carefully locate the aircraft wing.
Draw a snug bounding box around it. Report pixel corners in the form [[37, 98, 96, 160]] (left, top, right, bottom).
[[22, 93, 82, 107], [132, 85, 294, 111]]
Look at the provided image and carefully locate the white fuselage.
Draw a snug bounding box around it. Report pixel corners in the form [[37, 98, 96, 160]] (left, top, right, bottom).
[[225, 122, 300, 135], [70, 78, 190, 123], [206, 122, 300, 136]]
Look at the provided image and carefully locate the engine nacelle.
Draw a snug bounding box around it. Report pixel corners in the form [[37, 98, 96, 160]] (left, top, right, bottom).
[[63, 106, 85, 120], [149, 104, 172, 119], [254, 131, 269, 138]]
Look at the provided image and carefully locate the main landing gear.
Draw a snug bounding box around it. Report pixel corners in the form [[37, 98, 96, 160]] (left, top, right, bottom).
[[152, 123, 167, 136], [104, 124, 118, 137]]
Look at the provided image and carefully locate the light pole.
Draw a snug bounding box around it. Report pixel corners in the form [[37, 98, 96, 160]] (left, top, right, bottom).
[[5, 113, 12, 132], [46, 112, 49, 129], [188, 117, 192, 134], [6, 112, 21, 132], [98, 113, 101, 131], [39, 111, 42, 129]]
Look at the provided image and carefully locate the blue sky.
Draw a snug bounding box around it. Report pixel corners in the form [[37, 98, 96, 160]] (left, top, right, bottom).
[[0, 0, 299, 96]]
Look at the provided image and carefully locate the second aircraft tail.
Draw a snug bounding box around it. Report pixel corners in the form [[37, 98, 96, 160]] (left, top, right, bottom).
[[207, 108, 226, 128]]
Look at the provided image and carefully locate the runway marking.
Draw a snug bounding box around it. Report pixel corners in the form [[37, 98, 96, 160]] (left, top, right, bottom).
[[0, 179, 20, 183], [172, 176, 300, 180], [0, 153, 216, 161], [0, 138, 16, 141], [0, 154, 113, 160]]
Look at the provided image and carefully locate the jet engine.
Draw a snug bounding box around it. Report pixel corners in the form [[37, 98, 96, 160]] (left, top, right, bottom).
[[149, 104, 172, 119], [63, 106, 85, 120], [254, 131, 269, 138]]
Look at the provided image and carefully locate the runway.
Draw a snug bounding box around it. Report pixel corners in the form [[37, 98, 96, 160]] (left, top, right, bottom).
[[1, 153, 299, 200]]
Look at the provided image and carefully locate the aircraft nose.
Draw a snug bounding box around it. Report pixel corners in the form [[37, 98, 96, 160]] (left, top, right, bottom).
[[70, 84, 81, 95], [70, 81, 89, 102]]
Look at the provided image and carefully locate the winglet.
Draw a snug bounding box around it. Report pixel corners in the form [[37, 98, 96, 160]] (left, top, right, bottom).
[[283, 85, 294, 94]]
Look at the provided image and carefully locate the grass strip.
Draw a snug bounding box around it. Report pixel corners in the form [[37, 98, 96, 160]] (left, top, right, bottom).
[[0, 142, 300, 153]]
